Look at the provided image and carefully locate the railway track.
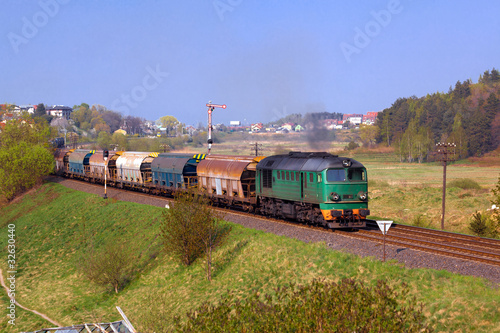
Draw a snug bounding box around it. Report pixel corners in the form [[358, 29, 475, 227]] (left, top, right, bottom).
[[47, 176, 500, 268], [342, 221, 500, 267]]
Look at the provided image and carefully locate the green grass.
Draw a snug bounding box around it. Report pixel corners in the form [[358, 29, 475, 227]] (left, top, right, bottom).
[[0, 182, 499, 332], [365, 161, 500, 233]]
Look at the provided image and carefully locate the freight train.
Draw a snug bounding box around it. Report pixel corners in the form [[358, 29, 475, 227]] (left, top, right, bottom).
[[54, 149, 370, 229]]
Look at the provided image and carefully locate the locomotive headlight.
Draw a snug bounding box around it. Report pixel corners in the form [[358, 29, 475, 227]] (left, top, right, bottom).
[[342, 159, 352, 167], [358, 191, 368, 201], [330, 192, 340, 201]]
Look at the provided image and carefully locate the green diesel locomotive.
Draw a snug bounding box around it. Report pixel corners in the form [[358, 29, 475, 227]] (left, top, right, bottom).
[[256, 152, 370, 228]]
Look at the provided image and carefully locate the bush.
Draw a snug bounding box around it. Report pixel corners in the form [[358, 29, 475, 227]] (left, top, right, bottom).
[[412, 214, 430, 228], [448, 178, 481, 190], [160, 191, 229, 278], [491, 174, 500, 234], [80, 242, 135, 293], [0, 117, 55, 200], [175, 278, 430, 332], [469, 211, 498, 238], [344, 140, 360, 151]]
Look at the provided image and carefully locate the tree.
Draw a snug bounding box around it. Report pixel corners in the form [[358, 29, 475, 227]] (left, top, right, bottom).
[[101, 110, 123, 133], [160, 191, 229, 281], [80, 242, 134, 293], [123, 115, 143, 135], [359, 124, 379, 147], [33, 103, 46, 118], [448, 113, 468, 159], [111, 132, 129, 150], [71, 103, 92, 128], [197, 211, 231, 281], [0, 116, 54, 200], [157, 115, 179, 136], [97, 131, 112, 150]]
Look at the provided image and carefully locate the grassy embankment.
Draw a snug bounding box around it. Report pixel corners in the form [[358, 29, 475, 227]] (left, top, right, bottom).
[[0, 182, 499, 332]]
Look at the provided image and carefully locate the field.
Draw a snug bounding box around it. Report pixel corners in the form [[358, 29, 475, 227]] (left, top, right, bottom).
[[183, 132, 500, 234], [0, 182, 499, 332]]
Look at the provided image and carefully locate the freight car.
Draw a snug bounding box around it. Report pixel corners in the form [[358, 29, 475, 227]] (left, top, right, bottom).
[[54, 149, 369, 229]]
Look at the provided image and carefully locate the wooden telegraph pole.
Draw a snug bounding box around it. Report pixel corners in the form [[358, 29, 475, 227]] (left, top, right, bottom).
[[250, 142, 263, 156], [435, 142, 456, 230]]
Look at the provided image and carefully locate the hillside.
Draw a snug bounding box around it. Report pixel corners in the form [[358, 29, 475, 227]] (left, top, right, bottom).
[[0, 182, 499, 332], [376, 68, 500, 162]]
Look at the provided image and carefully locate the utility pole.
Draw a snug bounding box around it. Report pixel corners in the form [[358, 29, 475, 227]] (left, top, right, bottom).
[[435, 142, 456, 230], [250, 142, 263, 156], [206, 102, 226, 154], [160, 144, 171, 153]]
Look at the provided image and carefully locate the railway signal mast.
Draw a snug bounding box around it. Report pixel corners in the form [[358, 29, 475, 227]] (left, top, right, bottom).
[[103, 150, 109, 199], [435, 142, 456, 230], [206, 102, 226, 154]]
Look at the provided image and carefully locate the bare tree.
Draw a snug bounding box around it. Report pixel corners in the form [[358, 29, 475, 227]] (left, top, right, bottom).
[[81, 242, 134, 293], [160, 191, 230, 280]]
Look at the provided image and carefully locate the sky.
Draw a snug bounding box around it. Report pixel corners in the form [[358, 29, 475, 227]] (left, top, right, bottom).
[[1, 0, 499, 126]]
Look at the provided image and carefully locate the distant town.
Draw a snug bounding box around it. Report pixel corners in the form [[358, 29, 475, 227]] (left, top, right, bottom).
[[0, 103, 380, 138]]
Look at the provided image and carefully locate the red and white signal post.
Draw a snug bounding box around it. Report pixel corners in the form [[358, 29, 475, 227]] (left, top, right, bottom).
[[103, 150, 108, 199], [206, 102, 226, 154]]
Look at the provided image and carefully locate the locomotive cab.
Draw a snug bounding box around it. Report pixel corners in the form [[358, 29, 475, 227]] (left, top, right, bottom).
[[320, 163, 370, 226]]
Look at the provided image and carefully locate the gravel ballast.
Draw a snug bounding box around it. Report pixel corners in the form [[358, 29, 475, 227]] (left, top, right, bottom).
[[46, 176, 500, 285]]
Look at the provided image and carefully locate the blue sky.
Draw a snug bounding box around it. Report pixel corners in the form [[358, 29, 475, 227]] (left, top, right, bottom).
[[1, 0, 499, 126]]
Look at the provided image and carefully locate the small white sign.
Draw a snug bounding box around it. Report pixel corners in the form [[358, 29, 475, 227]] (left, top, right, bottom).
[[376, 220, 393, 235]]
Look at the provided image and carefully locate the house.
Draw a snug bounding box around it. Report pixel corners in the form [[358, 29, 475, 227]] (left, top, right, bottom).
[[251, 123, 263, 132], [46, 105, 72, 120], [186, 125, 197, 136], [294, 124, 304, 132], [321, 119, 338, 130], [334, 120, 343, 130], [362, 111, 379, 125], [19, 105, 35, 114], [281, 123, 295, 131], [114, 129, 127, 136], [342, 114, 363, 125]]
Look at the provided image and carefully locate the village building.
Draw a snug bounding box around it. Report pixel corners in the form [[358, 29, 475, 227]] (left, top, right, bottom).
[[46, 105, 73, 120]]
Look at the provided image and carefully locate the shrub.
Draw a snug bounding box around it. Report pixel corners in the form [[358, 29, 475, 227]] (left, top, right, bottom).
[[412, 214, 430, 228], [468, 211, 497, 238], [0, 116, 55, 200], [80, 242, 134, 293], [160, 191, 229, 279], [468, 211, 488, 237], [491, 174, 500, 234], [175, 279, 431, 332], [448, 178, 481, 190], [344, 140, 360, 151]]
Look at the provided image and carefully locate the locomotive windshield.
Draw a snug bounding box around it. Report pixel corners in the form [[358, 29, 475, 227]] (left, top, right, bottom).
[[347, 168, 366, 181], [326, 168, 366, 182], [326, 169, 345, 182]]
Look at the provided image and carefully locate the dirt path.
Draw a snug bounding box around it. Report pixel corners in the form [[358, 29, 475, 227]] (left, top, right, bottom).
[[0, 268, 62, 327]]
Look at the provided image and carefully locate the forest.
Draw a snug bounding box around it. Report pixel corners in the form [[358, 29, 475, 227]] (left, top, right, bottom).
[[375, 69, 500, 162]]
